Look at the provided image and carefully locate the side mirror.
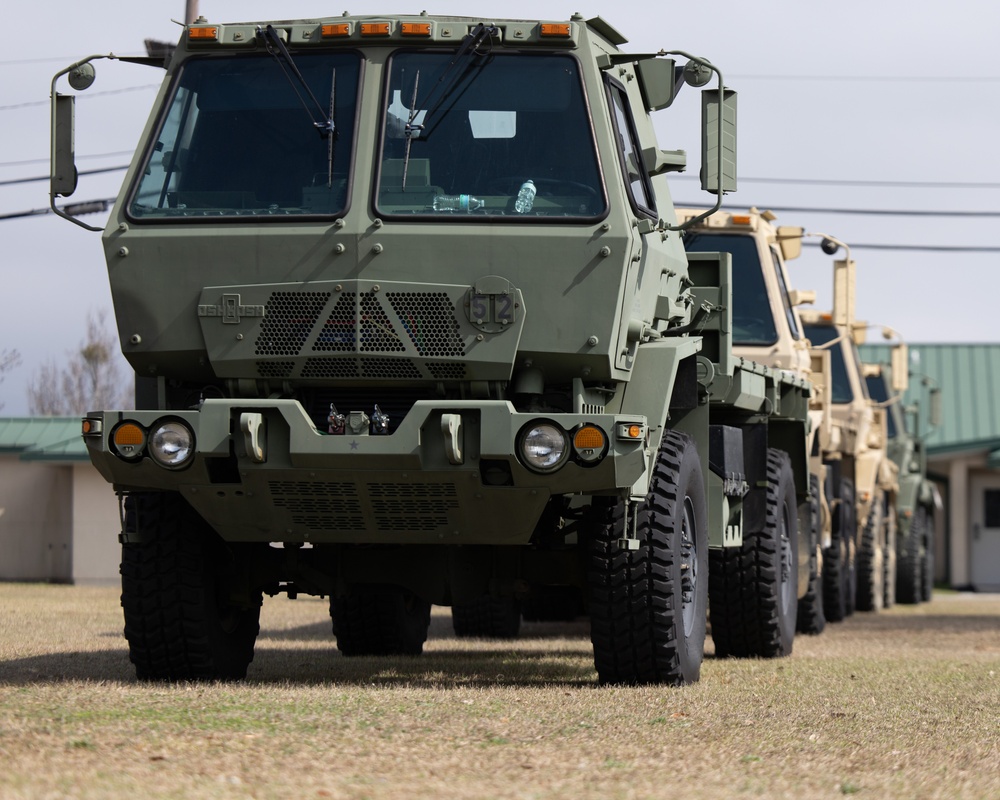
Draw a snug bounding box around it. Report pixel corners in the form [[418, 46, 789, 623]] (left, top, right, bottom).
[[890, 344, 909, 394], [636, 58, 677, 111], [776, 226, 804, 261], [701, 88, 737, 195], [928, 386, 943, 428], [51, 94, 78, 197]]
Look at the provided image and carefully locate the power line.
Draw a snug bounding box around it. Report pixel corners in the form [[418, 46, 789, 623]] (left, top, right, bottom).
[[731, 73, 1000, 83], [0, 83, 160, 112], [676, 202, 1000, 219], [0, 166, 128, 188], [0, 199, 113, 221], [0, 151, 134, 169], [672, 174, 1000, 190]]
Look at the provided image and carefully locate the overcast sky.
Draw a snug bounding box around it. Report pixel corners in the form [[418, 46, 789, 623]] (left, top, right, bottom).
[[1, 1, 998, 415]]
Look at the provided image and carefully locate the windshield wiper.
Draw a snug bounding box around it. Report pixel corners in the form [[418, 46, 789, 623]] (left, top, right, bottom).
[[258, 24, 336, 139], [401, 22, 497, 188]]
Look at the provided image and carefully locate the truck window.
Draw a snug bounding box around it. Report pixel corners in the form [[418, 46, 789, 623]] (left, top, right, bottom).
[[683, 232, 779, 345], [771, 246, 803, 340], [376, 52, 605, 219], [802, 323, 855, 404], [128, 53, 361, 220], [607, 81, 656, 217], [865, 373, 899, 438]]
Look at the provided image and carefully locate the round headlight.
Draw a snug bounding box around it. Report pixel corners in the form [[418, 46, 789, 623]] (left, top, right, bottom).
[[148, 421, 195, 468], [519, 422, 569, 472]]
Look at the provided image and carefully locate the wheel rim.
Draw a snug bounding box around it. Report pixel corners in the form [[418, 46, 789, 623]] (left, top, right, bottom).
[[779, 503, 795, 615], [680, 495, 699, 637]]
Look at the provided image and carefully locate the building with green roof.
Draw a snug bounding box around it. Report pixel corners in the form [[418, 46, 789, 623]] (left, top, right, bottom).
[[859, 343, 1000, 591], [0, 417, 120, 583]]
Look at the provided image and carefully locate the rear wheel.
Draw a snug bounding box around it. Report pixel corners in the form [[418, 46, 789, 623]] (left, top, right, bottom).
[[823, 478, 856, 622], [120, 492, 261, 681], [332, 587, 431, 656], [856, 489, 886, 612], [710, 449, 799, 658], [587, 430, 707, 685], [452, 595, 521, 639], [921, 508, 935, 602], [797, 473, 826, 635]]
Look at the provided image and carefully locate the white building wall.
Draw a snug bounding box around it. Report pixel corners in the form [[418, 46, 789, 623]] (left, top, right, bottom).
[[0, 455, 72, 581], [70, 464, 121, 584]]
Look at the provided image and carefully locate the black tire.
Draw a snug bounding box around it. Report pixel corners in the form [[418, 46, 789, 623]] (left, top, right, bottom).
[[452, 595, 522, 638], [587, 430, 708, 686], [823, 478, 856, 622], [797, 473, 826, 635], [921, 507, 935, 602], [710, 449, 799, 658], [856, 490, 886, 612], [120, 492, 261, 681], [896, 507, 923, 604], [332, 587, 431, 656], [883, 503, 897, 610]]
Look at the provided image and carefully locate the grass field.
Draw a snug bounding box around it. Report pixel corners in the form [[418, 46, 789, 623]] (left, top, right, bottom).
[[0, 583, 997, 799]]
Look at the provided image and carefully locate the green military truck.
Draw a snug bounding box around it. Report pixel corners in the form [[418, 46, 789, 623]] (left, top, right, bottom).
[[51, 13, 810, 684], [863, 355, 940, 603]]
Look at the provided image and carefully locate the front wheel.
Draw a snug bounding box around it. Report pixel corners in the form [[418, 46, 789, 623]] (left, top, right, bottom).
[[587, 430, 708, 686], [797, 473, 826, 635], [120, 492, 262, 681]]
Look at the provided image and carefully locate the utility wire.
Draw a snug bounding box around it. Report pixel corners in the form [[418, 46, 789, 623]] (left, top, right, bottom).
[[676, 201, 1000, 219], [0, 151, 134, 168], [0, 166, 129, 188], [671, 174, 1000, 190], [0, 83, 160, 112]]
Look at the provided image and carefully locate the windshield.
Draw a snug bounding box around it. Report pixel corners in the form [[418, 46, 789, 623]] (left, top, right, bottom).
[[683, 232, 778, 345], [128, 53, 361, 219], [865, 373, 900, 438], [376, 52, 605, 219], [803, 323, 861, 404]]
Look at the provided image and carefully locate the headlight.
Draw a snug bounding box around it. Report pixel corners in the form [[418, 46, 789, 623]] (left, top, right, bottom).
[[518, 422, 569, 473], [148, 420, 195, 469]]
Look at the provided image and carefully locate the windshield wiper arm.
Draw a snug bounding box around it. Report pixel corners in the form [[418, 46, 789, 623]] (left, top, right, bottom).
[[258, 24, 336, 138]]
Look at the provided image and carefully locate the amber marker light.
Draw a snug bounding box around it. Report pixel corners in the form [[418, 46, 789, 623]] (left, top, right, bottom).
[[401, 22, 432, 36], [188, 26, 219, 41], [730, 214, 752, 225], [573, 425, 608, 465], [111, 422, 146, 460], [539, 23, 571, 37], [321, 23, 351, 37], [81, 418, 102, 436], [360, 22, 391, 36]]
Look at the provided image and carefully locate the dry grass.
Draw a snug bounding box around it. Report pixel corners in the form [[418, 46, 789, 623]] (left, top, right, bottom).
[[0, 584, 998, 799]]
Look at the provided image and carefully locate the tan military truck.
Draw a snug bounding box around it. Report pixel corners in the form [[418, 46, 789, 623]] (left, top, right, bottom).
[[678, 207, 831, 635], [799, 239, 900, 619]]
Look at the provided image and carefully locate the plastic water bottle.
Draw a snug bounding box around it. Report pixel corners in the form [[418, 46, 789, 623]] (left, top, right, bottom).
[[514, 180, 536, 213], [432, 194, 485, 212]]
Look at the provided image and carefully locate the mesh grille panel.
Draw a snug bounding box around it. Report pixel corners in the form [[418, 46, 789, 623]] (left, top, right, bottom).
[[313, 293, 357, 352], [387, 292, 465, 357], [255, 292, 330, 356]]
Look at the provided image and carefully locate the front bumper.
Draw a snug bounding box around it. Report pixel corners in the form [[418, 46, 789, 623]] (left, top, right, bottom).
[[84, 399, 648, 545]]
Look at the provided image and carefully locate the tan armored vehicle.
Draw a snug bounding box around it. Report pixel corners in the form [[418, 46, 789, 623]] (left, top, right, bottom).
[[677, 207, 832, 634], [799, 240, 900, 619]]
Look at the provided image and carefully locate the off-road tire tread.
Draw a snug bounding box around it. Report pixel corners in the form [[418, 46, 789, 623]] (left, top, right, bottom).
[[710, 449, 798, 658]]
